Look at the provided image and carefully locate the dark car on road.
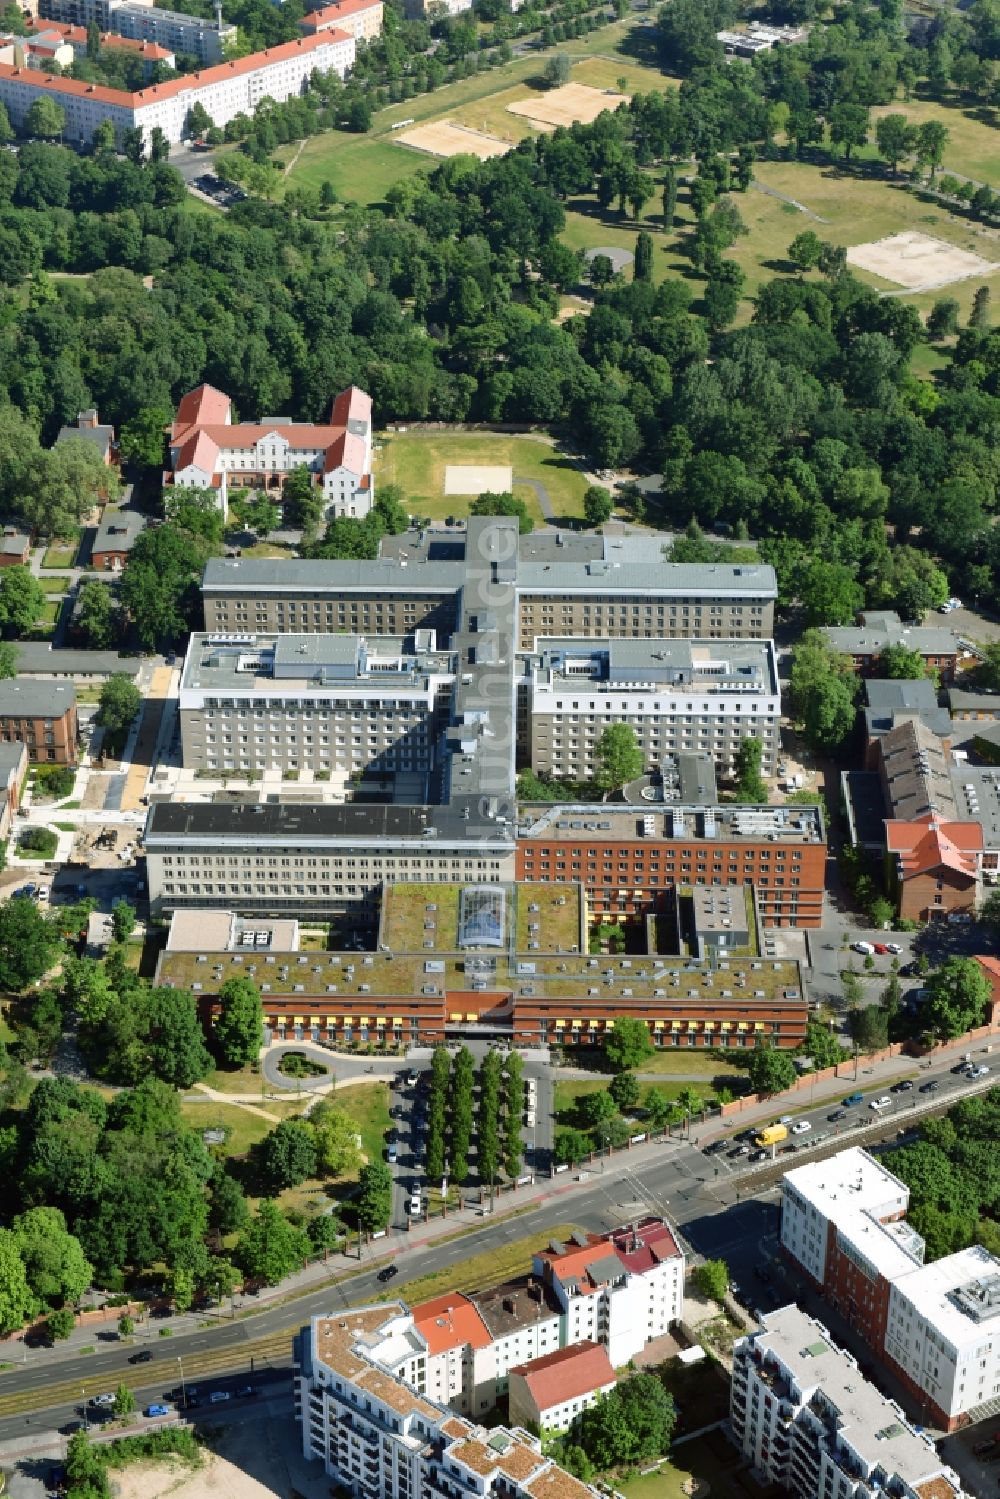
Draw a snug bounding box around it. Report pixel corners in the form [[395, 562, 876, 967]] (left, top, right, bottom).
[[919, 1079, 940, 1093], [827, 1108, 847, 1122], [129, 1350, 153, 1364], [377, 1264, 398, 1282], [890, 1080, 914, 1093]]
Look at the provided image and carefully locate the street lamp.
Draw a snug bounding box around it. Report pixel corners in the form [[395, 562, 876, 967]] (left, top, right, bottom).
[[176, 1355, 186, 1411], [81, 1387, 89, 1432]]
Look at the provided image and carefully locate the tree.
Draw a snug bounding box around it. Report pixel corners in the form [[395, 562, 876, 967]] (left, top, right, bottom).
[[732, 736, 768, 803], [595, 723, 643, 792], [555, 1127, 591, 1165], [111, 901, 135, 943], [76, 580, 115, 649], [924, 957, 991, 1039], [120, 524, 215, 650], [789, 632, 858, 754], [799, 559, 863, 627], [310, 1103, 364, 1179], [143, 986, 212, 1088], [876, 644, 927, 680], [0, 1230, 34, 1334], [117, 1313, 134, 1338], [46, 1307, 75, 1342], [209, 1169, 248, 1239], [119, 406, 172, 470], [113, 1382, 135, 1417], [745, 1047, 797, 1097], [829, 102, 870, 160], [544, 53, 570, 86], [12, 1206, 92, 1309], [926, 298, 960, 341], [851, 1003, 889, 1054], [634, 230, 653, 282], [91, 119, 115, 157], [236, 494, 280, 538], [236, 1200, 309, 1283], [644, 1087, 673, 1133], [167, 1265, 194, 1313], [583, 486, 613, 527], [875, 114, 916, 175], [788, 231, 823, 272], [589, 252, 614, 289], [0, 897, 61, 992], [25, 96, 65, 140], [604, 1016, 654, 1072], [0, 566, 44, 636], [214, 976, 263, 1068], [470, 491, 533, 535], [576, 1373, 675, 1468], [0, 641, 14, 681], [581, 1089, 617, 1128], [800, 1022, 848, 1070], [164, 489, 224, 547], [694, 1258, 728, 1302], [662, 166, 678, 229], [916, 119, 948, 176], [980, 888, 1000, 936], [281, 466, 323, 532], [357, 1161, 393, 1233], [609, 1070, 640, 1112], [257, 1119, 317, 1192], [970, 285, 991, 330], [185, 102, 213, 138]]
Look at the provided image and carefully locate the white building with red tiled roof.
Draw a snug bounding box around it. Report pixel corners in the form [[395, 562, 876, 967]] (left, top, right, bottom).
[[533, 1219, 684, 1367], [299, 0, 383, 43], [508, 1342, 616, 1433], [166, 381, 374, 522]]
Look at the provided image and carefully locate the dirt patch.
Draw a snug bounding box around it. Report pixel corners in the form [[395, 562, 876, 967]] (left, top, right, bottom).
[[846, 230, 998, 290], [443, 463, 514, 495], [109, 1454, 274, 1499], [394, 120, 512, 160], [507, 82, 628, 130]]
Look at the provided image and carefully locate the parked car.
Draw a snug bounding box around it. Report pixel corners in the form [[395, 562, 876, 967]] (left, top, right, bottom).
[[869, 1096, 892, 1112], [749, 1149, 768, 1163], [852, 941, 875, 955], [777, 1115, 793, 1126], [729, 1144, 750, 1158], [890, 1080, 914, 1093], [791, 1120, 812, 1135], [947, 911, 972, 925], [90, 1394, 115, 1409], [144, 1404, 170, 1418], [387, 1144, 397, 1163], [873, 942, 890, 955], [408, 1195, 422, 1215], [235, 1385, 258, 1399], [208, 1391, 230, 1404], [885, 942, 903, 955], [968, 1065, 990, 1079]]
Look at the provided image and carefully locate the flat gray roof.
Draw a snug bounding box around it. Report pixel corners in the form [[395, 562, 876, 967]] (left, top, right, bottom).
[[948, 688, 1000, 713], [203, 557, 463, 594], [13, 644, 141, 678], [825, 617, 960, 656], [516, 558, 775, 596], [0, 679, 76, 717], [145, 798, 514, 848], [93, 508, 145, 553], [518, 802, 824, 844]]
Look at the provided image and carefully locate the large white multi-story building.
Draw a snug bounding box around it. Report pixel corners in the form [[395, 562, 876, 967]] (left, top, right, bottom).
[[0, 30, 354, 148], [732, 1305, 966, 1498], [177, 632, 454, 776], [299, 0, 383, 42], [528, 638, 781, 782], [532, 1220, 684, 1367], [167, 382, 373, 520], [294, 1303, 601, 1499], [781, 1148, 1000, 1429], [40, 0, 235, 62]]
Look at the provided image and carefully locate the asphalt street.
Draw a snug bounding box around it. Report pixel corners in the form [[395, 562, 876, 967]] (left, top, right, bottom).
[[4, 1043, 989, 1443]]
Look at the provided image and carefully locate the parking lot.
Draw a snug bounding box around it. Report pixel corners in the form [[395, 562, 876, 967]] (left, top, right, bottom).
[[193, 172, 245, 208]]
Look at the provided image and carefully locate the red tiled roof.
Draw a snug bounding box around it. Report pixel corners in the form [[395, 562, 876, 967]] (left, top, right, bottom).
[[511, 1341, 615, 1411], [410, 1293, 492, 1355], [174, 429, 220, 475], [331, 385, 373, 425], [174, 384, 231, 432], [301, 0, 381, 26], [324, 429, 369, 475], [884, 814, 982, 882], [0, 31, 350, 110]]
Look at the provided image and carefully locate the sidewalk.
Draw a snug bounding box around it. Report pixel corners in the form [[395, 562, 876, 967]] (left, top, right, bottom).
[[6, 1026, 992, 1376]]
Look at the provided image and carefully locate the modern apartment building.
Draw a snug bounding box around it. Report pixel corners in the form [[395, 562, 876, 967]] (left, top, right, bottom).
[[201, 534, 777, 647], [0, 31, 354, 147], [178, 632, 454, 776], [168, 384, 373, 520], [528, 638, 780, 781], [40, 0, 235, 61], [0, 680, 78, 764], [516, 802, 826, 928], [533, 1220, 685, 1367], [731, 1305, 966, 1498], [294, 1304, 601, 1499], [781, 1148, 1000, 1429]]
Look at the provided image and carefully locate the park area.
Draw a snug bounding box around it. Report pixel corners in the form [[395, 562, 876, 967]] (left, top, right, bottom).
[[374, 429, 590, 525]]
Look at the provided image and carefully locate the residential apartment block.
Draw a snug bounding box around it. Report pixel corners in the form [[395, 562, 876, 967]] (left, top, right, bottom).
[[533, 1221, 684, 1367], [508, 1343, 616, 1434], [168, 383, 373, 520], [528, 638, 780, 781], [201, 534, 776, 648], [824, 610, 962, 685], [40, 0, 235, 62], [5, 17, 174, 74], [294, 1304, 601, 1499], [0, 31, 354, 148], [516, 802, 826, 928], [781, 1148, 1000, 1429], [299, 0, 383, 41], [178, 632, 454, 777], [0, 680, 78, 764], [731, 1305, 966, 1498]]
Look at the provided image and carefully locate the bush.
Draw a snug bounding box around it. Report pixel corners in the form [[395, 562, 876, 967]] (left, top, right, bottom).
[[32, 765, 74, 800], [18, 826, 57, 857]]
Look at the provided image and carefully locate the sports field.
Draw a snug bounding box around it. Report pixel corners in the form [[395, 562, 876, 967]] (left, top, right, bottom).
[[507, 80, 629, 130], [395, 119, 511, 160], [846, 230, 996, 289], [374, 429, 589, 526]]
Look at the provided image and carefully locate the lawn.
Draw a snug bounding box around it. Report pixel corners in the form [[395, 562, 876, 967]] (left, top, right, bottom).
[[515, 883, 582, 952], [178, 1097, 301, 1157], [42, 544, 78, 568], [374, 429, 589, 526], [37, 576, 68, 595], [554, 1075, 725, 1126], [622, 1430, 782, 1499], [331, 1080, 391, 1167], [380, 882, 463, 952], [241, 542, 296, 559], [381, 1221, 580, 1305], [37, 601, 61, 626], [868, 94, 1000, 183]]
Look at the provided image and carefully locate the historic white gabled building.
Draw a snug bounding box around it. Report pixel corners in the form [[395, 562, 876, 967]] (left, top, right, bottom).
[[166, 382, 374, 521]]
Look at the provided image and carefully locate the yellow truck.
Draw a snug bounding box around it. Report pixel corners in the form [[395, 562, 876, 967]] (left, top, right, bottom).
[[755, 1123, 788, 1148]]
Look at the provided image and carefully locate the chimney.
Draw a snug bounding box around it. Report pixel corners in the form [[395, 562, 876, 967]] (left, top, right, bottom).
[[78, 409, 98, 429], [502, 1297, 514, 1314]]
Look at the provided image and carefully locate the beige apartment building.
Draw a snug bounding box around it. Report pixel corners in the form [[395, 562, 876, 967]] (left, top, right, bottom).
[[178, 632, 454, 776]]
